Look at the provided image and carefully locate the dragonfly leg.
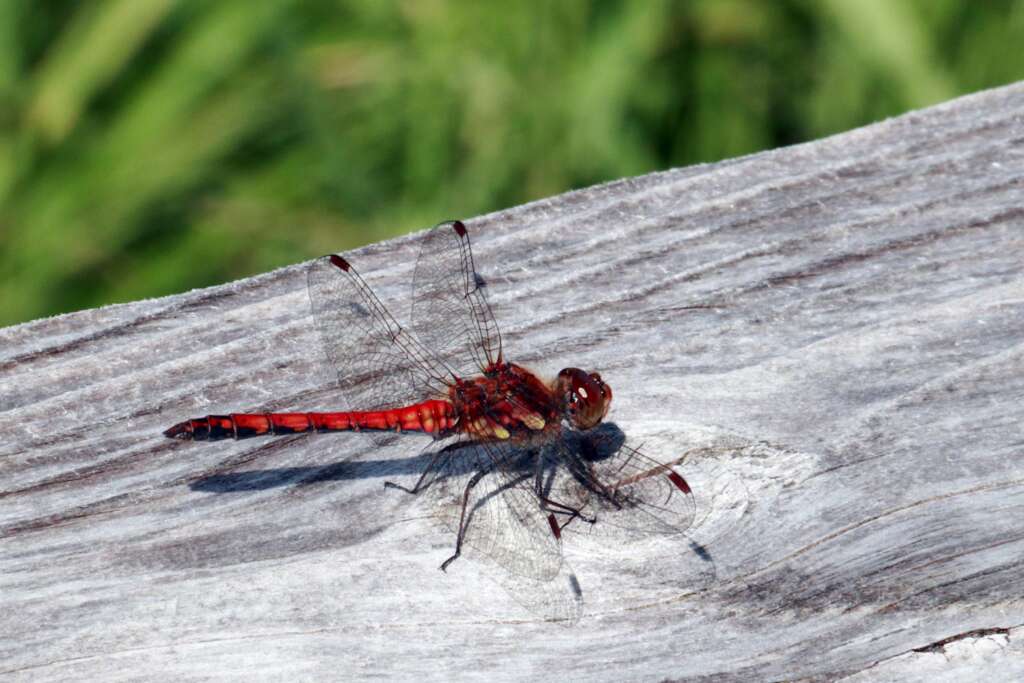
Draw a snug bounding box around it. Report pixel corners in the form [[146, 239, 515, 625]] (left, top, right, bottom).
[[383, 458, 438, 495], [539, 494, 596, 530], [564, 447, 626, 512], [384, 441, 465, 495], [440, 467, 489, 572], [532, 453, 596, 529]]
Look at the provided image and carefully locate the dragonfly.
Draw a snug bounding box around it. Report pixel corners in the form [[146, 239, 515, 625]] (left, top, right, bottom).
[[165, 220, 697, 593]]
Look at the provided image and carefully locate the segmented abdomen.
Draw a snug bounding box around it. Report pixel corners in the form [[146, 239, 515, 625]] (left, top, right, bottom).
[[163, 399, 456, 441]]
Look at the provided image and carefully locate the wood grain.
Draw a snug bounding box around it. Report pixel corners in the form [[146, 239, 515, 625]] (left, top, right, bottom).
[[2, 82, 1024, 681]]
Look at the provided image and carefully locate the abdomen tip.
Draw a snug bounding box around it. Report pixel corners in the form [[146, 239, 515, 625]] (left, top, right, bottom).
[[163, 422, 193, 439]]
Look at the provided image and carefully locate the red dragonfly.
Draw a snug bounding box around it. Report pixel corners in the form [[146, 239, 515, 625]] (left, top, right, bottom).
[[165, 220, 696, 590]]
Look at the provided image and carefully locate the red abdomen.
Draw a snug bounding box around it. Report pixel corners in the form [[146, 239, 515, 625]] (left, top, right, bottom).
[[164, 400, 456, 441]]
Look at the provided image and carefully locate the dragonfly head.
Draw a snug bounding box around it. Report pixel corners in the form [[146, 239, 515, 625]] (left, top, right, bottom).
[[556, 368, 612, 430]]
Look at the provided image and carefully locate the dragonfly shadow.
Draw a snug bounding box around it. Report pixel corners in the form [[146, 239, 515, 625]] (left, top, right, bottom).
[[188, 423, 629, 494], [190, 451, 437, 493]]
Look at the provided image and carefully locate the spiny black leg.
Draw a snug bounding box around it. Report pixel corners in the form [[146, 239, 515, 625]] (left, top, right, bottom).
[[531, 454, 595, 528], [539, 494, 596, 530], [383, 465, 434, 495], [384, 442, 461, 494], [564, 449, 626, 511], [440, 467, 488, 572], [439, 550, 459, 573]]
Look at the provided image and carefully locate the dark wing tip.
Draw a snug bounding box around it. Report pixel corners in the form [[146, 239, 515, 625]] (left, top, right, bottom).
[[546, 513, 562, 540], [329, 254, 351, 271], [667, 470, 692, 495], [163, 421, 192, 440], [451, 220, 467, 236]]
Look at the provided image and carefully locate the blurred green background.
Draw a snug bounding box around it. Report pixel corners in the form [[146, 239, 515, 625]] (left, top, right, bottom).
[[1, 0, 1022, 327]]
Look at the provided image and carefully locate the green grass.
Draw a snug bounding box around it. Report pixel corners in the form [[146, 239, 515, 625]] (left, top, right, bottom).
[[1, 0, 1021, 326]]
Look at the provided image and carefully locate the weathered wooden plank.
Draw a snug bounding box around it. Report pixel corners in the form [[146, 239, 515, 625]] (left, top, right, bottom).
[[2, 82, 1023, 681]]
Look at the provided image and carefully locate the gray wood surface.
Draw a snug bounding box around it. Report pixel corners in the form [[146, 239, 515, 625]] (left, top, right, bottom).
[[3, 82, 1024, 681]]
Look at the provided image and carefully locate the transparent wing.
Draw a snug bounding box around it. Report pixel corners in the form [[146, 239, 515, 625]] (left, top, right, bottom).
[[410, 220, 502, 378], [482, 557, 583, 624], [557, 432, 698, 538], [434, 439, 564, 583], [662, 449, 751, 547], [307, 253, 456, 429]]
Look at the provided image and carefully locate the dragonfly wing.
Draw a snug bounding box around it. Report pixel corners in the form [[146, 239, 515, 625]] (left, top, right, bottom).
[[558, 437, 698, 538], [410, 221, 502, 378], [435, 439, 563, 583], [666, 453, 751, 547], [484, 557, 583, 624], [307, 254, 454, 431]]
